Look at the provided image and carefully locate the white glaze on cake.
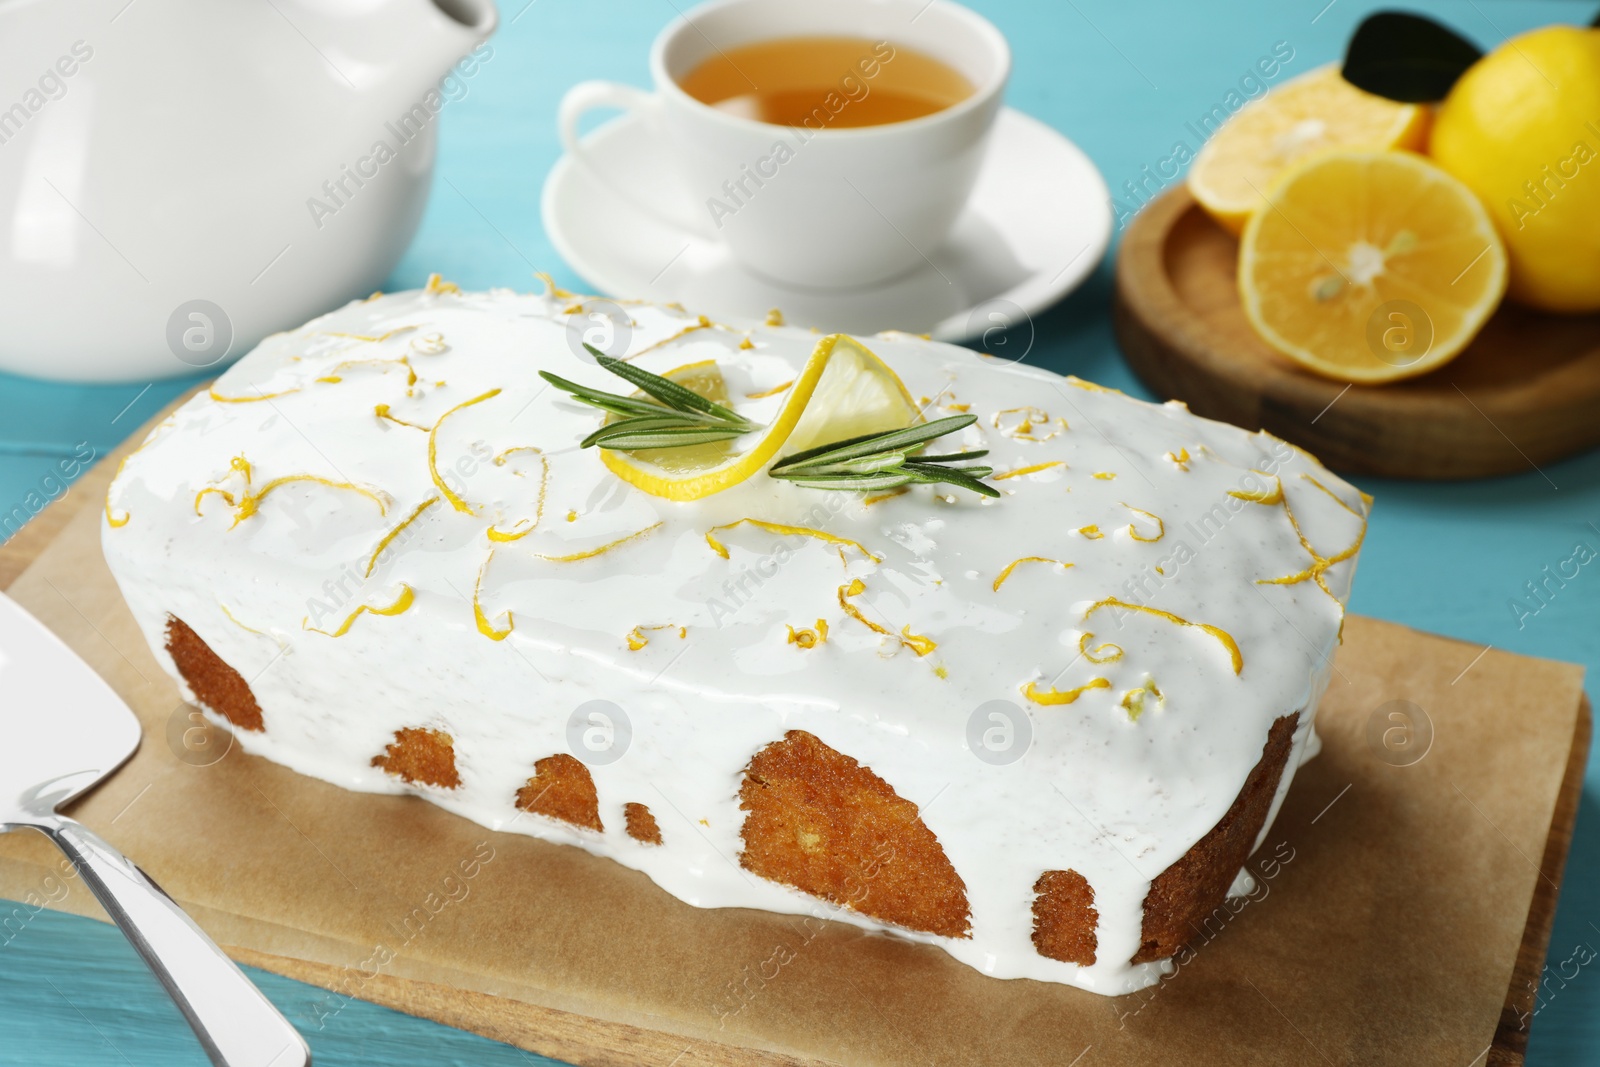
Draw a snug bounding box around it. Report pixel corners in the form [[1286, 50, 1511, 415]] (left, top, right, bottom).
[[101, 284, 1367, 994]]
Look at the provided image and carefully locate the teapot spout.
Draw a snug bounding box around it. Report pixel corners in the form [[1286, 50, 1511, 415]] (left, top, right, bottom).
[[285, 0, 498, 98], [433, 0, 498, 31], [405, 0, 499, 91], [418, 0, 499, 68]]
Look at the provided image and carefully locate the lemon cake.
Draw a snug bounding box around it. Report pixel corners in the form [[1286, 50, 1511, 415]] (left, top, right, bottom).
[[101, 281, 1368, 994]]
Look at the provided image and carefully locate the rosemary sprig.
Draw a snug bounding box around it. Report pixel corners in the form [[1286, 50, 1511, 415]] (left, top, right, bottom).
[[541, 354, 997, 498], [769, 414, 999, 498], [539, 345, 761, 449]]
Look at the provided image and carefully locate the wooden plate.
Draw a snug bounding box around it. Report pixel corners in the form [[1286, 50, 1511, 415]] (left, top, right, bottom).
[[1113, 185, 1600, 480]]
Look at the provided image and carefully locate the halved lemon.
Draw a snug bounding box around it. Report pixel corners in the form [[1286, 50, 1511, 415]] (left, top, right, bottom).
[[1238, 150, 1507, 384], [600, 335, 921, 501], [1188, 64, 1429, 235]]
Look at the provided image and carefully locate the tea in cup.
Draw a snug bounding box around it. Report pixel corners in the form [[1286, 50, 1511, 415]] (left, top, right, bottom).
[[558, 0, 1010, 289]]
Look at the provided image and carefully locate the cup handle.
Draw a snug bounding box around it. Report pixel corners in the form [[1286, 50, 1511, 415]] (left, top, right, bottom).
[[558, 80, 712, 237]]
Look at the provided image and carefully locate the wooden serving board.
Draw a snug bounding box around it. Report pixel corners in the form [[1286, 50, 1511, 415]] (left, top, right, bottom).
[[1113, 185, 1600, 480], [0, 410, 1590, 1067]]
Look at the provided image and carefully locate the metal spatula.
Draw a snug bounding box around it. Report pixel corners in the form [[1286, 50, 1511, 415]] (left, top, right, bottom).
[[0, 590, 309, 1066]]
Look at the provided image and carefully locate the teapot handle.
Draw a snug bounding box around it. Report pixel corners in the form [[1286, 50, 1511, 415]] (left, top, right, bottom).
[[558, 81, 712, 237]]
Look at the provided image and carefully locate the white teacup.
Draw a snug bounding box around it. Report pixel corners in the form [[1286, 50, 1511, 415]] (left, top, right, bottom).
[[558, 0, 1009, 290]]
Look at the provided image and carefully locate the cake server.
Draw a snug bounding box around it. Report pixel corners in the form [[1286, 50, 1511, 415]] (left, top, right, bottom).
[[0, 590, 310, 1067]]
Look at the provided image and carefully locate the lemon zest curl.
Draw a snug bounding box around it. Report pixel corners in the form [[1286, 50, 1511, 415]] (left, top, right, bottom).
[[1022, 677, 1111, 706], [304, 584, 415, 637], [992, 557, 1072, 592], [428, 389, 502, 515], [535, 523, 662, 562], [706, 519, 879, 563], [1082, 597, 1242, 675]]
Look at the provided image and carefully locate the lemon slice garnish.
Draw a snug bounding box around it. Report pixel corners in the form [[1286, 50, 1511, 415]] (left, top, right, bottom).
[[599, 335, 921, 502]]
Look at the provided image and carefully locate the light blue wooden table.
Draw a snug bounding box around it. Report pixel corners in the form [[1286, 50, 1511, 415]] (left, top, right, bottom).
[[2, 1, 1596, 1062]]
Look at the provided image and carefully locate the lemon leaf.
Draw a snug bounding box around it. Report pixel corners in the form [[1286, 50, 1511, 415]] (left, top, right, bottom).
[[1342, 11, 1483, 103]]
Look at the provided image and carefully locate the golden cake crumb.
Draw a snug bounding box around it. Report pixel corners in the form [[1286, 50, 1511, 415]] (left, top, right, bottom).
[[1032, 869, 1099, 965], [1132, 713, 1298, 963], [739, 730, 971, 938], [164, 616, 264, 733], [517, 754, 602, 831], [371, 727, 462, 789], [624, 802, 663, 845]]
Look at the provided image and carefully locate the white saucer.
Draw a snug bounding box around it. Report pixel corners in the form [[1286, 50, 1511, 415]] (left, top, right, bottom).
[[541, 107, 1112, 342]]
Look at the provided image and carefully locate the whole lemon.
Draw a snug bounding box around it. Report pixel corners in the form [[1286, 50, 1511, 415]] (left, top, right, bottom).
[[1429, 24, 1600, 313]]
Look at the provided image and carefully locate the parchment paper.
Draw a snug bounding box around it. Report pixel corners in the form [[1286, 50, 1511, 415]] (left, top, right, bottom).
[[0, 431, 1586, 1067]]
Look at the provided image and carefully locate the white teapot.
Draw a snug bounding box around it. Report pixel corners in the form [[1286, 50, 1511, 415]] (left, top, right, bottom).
[[0, 0, 496, 382]]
